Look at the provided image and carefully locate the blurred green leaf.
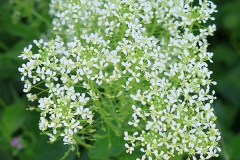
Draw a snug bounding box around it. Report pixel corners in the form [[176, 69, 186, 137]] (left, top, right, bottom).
[[223, 13, 240, 30], [1, 39, 33, 57], [0, 149, 8, 160], [0, 58, 20, 80], [0, 40, 33, 80], [89, 128, 125, 159], [79, 149, 91, 160], [0, 135, 10, 150], [0, 16, 39, 39], [214, 100, 238, 132], [24, 111, 41, 135], [226, 134, 240, 160], [212, 44, 238, 66], [217, 66, 240, 107], [221, 2, 240, 30], [1, 99, 26, 135], [0, 6, 39, 39], [34, 136, 75, 160]]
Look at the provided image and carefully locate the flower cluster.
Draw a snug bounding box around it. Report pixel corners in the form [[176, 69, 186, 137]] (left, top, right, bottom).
[[19, 0, 221, 159]]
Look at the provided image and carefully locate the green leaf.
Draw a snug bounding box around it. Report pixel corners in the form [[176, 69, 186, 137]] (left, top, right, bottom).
[[221, 2, 240, 30], [226, 134, 240, 159], [89, 128, 125, 159], [211, 44, 238, 67], [1, 99, 26, 135], [217, 66, 240, 107], [2, 39, 33, 58], [0, 10, 39, 39], [213, 100, 238, 132], [0, 40, 33, 80], [23, 134, 75, 160], [223, 13, 240, 30], [79, 149, 91, 160], [0, 149, 8, 160]]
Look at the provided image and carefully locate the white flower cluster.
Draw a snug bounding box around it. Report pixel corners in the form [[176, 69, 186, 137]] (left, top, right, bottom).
[[19, 0, 220, 159]]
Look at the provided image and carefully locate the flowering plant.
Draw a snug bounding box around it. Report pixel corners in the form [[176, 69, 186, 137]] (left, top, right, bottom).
[[19, 0, 221, 159]]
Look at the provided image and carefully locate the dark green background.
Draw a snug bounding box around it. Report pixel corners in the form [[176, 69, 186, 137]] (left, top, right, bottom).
[[0, 0, 240, 159]]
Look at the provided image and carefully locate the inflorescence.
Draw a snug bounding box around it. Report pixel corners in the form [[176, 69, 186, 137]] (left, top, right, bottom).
[[19, 0, 221, 159]]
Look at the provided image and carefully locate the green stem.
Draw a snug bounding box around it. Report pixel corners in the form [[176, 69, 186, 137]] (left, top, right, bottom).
[[60, 146, 72, 160], [31, 10, 51, 26], [107, 125, 112, 148], [150, 17, 157, 36], [88, 79, 121, 135], [94, 99, 120, 136], [73, 134, 92, 149], [120, 23, 126, 40]]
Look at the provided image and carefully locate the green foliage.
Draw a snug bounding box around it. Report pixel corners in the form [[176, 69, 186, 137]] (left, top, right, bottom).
[[0, 0, 240, 159], [1, 100, 26, 135], [89, 128, 125, 159], [208, 0, 240, 160]]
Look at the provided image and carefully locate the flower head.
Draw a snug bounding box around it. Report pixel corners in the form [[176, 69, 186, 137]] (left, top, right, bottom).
[[19, 0, 220, 159]]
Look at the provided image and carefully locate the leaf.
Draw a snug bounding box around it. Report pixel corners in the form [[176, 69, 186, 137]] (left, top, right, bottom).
[[1, 99, 26, 135], [0, 149, 8, 160], [89, 128, 125, 159], [213, 100, 238, 132], [2, 39, 33, 58], [23, 134, 75, 160], [221, 2, 240, 30], [223, 13, 240, 30], [0, 10, 39, 39], [217, 66, 240, 107], [0, 39, 33, 80], [226, 134, 240, 160], [79, 149, 91, 160], [211, 44, 238, 67]]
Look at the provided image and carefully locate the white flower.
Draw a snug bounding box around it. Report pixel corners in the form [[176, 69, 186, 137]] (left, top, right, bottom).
[[39, 117, 48, 131], [26, 93, 38, 102], [125, 143, 135, 154]]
